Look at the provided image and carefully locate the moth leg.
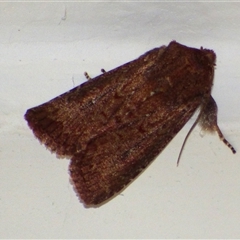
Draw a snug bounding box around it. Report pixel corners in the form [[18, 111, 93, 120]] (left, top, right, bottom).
[[177, 114, 199, 166], [84, 69, 106, 81], [199, 95, 236, 154], [84, 72, 91, 80], [177, 95, 236, 165]]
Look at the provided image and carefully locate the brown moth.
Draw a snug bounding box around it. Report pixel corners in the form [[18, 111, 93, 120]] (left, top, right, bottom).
[[25, 41, 236, 207]]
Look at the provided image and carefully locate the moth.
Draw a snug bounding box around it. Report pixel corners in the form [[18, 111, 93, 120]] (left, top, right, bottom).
[[25, 41, 236, 207]]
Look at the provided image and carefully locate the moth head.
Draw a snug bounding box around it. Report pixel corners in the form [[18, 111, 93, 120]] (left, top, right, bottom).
[[200, 47, 216, 66]]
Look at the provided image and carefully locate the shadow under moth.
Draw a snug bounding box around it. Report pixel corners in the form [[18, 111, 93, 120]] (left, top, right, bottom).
[[25, 41, 236, 207]]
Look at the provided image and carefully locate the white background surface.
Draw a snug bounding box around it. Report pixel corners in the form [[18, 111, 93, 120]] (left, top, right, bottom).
[[1, 2, 240, 239]]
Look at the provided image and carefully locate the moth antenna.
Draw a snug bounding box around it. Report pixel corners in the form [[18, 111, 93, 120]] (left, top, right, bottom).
[[215, 125, 236, 154], [84, 72, 91, 80], [177, 115, 200, 166], [177, 103, 236, 166]]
